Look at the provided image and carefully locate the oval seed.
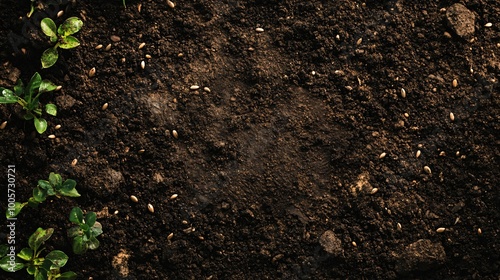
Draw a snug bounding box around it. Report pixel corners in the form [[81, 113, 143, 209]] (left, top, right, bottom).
[[477, 228, 482, 235], [56, 85, 63, 91], [167, 0, 175, 8], [0, 121, 7, 130], [110, 35, 121, 42], [95, 44, 103, 50], [370, 188, 379, 195], [137, 3, 142, 12], [105, 44, 112, 51], [88, 67, 96, 77], [416, 150, 421, 158], [167, 232, 174, 240], [170, 194, 178, 200], [379, 152, 386, 159], [439, 151, 446, 156], [436, 227, 446, 233], [400, 88, 406, 98], [255, 27, 264, 33], [139, 42, 146, 49], [141, 61, 145, 69], [397, 223, 402, 230], [484, 23, 492, 27], [145, 54, 152, 59], [449, 112, 455, 121], [71, 159, 78, 166], [57, 10, 64, 18], [356, 38, 363, 45], [190, 85, 200, 90], [48, 134, 56, 139], [452, 79, 458, 88], [172, 130, 178, 138], [424, 166, 432, 174], [55, 124, 61, 130], [203, 87, 211, 93], [130, 195, 138, 203], [138, 149, 145, 154], [352, 241, 357, 247], [102, 103, 108, 110], [147, 203, 154, 213]]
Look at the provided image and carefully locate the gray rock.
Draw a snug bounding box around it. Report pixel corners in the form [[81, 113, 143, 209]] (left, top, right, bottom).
[[446, 4, 475, 38], [319, 230, 343, 256], [393, 239, 446, 274]]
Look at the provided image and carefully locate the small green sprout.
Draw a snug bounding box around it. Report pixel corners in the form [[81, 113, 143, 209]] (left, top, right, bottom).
[[40, 17, 83, 68], [0, 228, 77, 280], [6, 172, 80, 219], [68, 207, 103, 254], [0, 72, 58, 133]]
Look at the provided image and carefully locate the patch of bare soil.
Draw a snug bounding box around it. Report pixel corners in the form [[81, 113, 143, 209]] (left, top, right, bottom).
[[1, 0, 499, 279]]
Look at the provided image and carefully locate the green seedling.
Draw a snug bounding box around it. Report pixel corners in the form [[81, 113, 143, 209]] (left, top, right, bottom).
[[0, 72, 58, 133], [6, 172, 80, 219], [122, 0, 126, 8], [0, 228, 77, 280], [40, 17, 83, 68], [68, 207, 103, 254], [27, 0, 36, 17]]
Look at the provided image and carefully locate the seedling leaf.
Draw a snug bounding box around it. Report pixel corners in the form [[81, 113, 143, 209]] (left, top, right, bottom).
[[0, 256, 25, 272], [0, 88, 18, 104], [59, 271, 78, 280], [45, 250, 68, 269], [41, 47, 59, 69], [84, 212, 97, 227], [40, 18, 57, 41], [58, 17, 83, 36], [45, 104, 57, 116], [39, 80, 58, 93], [28, 228, 53, 253], [34, 117, 47, 134], [59, 36, 80, 49], [6, 202, 26, 218], [18, 247, 33, 261], [72, 236, 86, 254], [26, 73, 42, 100], [69, 207, 84, 224]]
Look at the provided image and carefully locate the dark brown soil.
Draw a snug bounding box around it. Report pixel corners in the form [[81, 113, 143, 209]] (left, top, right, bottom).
[[1, 0, 499, 279]]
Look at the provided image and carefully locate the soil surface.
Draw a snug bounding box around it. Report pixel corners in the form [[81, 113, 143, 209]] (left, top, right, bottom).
[[1, 0, 499, 279]]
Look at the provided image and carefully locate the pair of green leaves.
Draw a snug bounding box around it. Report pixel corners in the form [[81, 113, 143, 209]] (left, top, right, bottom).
[[6, 173, 80, 219], [0, 72, 58, 133], [68, 207, 103, 254], [41, 17, 83, 68], [0, 228, 77, 280]]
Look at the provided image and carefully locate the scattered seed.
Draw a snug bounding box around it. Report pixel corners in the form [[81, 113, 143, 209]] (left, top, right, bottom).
[[203, 87, 211, 93], [121, 57, 126, 63], [55, 124, 61, 130], [172, 130, 178, 138], [170, 194, 178, 200], [138, 149, 145, 154], [124, 147, 130, 153], [400, 88, 406, 98], [379, 152, 386, 159], [424, 166, 432, 174], [449, 112, 455, 121], [137, 3, 142, 12], [167, 0, 175, 8], [167, 233, 174, 240], [404, 112, 409, 118], [145, 54, 152, 59], [397, 223, 402, 230], [255, 27, 264, 33], [56, 85, 63, 91], [416, 150, 421, 158], [110, 35, 121, 42], [454, 217, 460, 225], [48, 134, 56, 139], [352, 241, 357, 247], [182, 220, 188, 225], [102, 103, 108, 110], [443, 31, 452, 38], [147, 203, 154, 213], [335, 34, 340, 40], [130, 195, 138, 203], [436, 227, 446, 233], [370, 188, 379, 195], [105, 44, 112, 51], [57, 10, 64, 18], [356, 38, 363, 45], [141, 61, 145, 69], [439, 151, 446, 156], [21, 48, 26, 54], [477, 228, 482, 235], [80, 12, 86, 21], [139, 42, 146, 49], [95, 44, 103, 50], [190, 85, 200, 90], [114, 210, 119, 215], [452, 79, 458, 88], [0, 121, 7, 130], [88, 67, 96, 77], [484, 22, 493, 27], [71, 159, 78, 166]]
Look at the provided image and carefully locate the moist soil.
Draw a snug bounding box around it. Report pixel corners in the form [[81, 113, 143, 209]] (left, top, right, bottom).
[[0, 0, 499, 279]]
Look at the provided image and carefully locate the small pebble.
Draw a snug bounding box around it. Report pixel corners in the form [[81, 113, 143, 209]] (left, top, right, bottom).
[[102, 103, 108, 110], [436, 227, 446, 233], [255, 27, 264, 33], [139, 42, 146, 49], [379, 152, 386, 159], [71, 159, 78, 166], [130, 195, 138, 203], [424, 166, 432, 174], [110, 35, 121, 42], [449, 112, 455, 121], [88, 67, 96, 77], [167, 0, 175, 8], [0, 121, 7, 130], [190, 85, 200, 90], [147, 203, 154, 213]]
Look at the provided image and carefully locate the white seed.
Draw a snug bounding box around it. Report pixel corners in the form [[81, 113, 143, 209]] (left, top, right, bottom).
[[172, 130, 178, 138], [137, 3, 142, 12], [0, 121, 7, 130], [404, 113, 409, 118], [145, 54, 152, 59], [454, 217, 460, 225], [424, 166, 432, 174], [335, 34, 340, 40], [105, 44, 112, 51], [139, 42, 146, 49], [55, 85, 63, 91], [436, 227, 446, 233], [102, 103, 108, 110], [190, 85, 200, 90], [416, 150, 421, 158], [255, 27, 264, 33], [121, 57, 126, 63], [439, 151, 446, 156], [167, 0, 175, 8], [170, 194, 178, 200], [203, 87, 211, 93], [397, 223, 402, 230], [71, 159, 78, 166], [57, 10, 64, 18], [352, 241, 357, 247], [130, 195, 138, 203], [449, 112, 455, 121], [147, 203, 154, 213], [370, 188, 379, 195], [55, 124, 61, 130], [484, 22, 492, 27], [356, 38, 363, 45], [48, 134, 56, 139], [400, 88, 406, 98], [95, 44, 103, 50], [167, 233, 174, 240], [452, 79, 458, 88], [114, 210, 119, 215], [88, 67, 96, 77], [141, 61, 145, 69], [379, 152, 386, 159], [477, 228, 482, 235], [138, 149, 145, 154]]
